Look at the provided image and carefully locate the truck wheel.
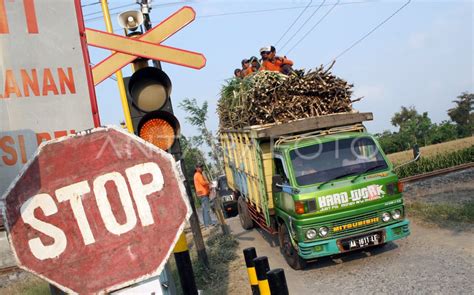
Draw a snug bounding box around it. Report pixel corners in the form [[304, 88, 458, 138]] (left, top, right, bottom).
[[238, 198, 254, 230], [278, 223, 307, 270]]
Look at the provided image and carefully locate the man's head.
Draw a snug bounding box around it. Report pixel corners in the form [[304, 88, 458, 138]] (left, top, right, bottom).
[[195, 163, 204, 172], [234, 68, 242, 78], [241, 59, 250, 69], [249, 56, 259, 67], [259, 46, 272, 61]]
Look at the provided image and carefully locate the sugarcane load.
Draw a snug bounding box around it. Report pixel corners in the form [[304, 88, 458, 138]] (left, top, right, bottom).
[[219, 45, 357, 129]]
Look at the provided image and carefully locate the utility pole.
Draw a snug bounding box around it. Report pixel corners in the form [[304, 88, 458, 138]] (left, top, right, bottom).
[[138, 0, 209, 268]]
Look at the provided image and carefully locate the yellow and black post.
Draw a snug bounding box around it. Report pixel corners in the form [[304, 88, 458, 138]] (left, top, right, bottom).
[[254, 256, 271, 295], [268, 268, 289, 295], [243, 248, 259, 294], [173, 233, 198, 295]]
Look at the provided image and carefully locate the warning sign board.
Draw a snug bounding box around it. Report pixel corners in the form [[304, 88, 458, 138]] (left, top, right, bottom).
[[0, 0, 99, 196]]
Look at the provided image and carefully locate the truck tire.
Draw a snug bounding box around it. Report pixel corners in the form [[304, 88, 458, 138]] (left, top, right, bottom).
[[238, 198, 254, 230], [278, 223, 307, 270]]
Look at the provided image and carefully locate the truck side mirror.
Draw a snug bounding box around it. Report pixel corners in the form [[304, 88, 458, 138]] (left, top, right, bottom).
[[413, 144, 420, 161], [272, 174, 283, 193]]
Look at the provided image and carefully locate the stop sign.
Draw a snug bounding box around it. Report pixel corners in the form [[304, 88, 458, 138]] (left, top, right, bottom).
[[1, 127, 190, 293]]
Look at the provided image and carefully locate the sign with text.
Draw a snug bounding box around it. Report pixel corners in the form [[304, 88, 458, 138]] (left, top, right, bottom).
[[0, 0, 99, 196], [1, 127, 191, 293]]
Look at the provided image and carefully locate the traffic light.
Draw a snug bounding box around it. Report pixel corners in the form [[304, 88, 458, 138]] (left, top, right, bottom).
[[124, 66, 181, 155]]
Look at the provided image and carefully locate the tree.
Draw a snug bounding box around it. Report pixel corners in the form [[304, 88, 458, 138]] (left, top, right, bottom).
[[391, 106, 433, 148], [448, 92, 473, 137], [180, 135, 207, 190], [429, 121, 458, 144], [179, 98, 223, 177], [391, 106, 419, 127]]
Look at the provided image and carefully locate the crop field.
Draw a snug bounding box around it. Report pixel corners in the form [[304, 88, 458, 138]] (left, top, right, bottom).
[[387, 136, 474, 165]]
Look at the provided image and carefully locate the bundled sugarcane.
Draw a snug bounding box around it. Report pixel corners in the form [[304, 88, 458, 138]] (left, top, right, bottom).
[[218, 62, 360, 129]]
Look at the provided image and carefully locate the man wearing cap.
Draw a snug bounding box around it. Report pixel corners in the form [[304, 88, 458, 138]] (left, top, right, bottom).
[[193, 163, 214, 228], [260, 45, 294, 75]]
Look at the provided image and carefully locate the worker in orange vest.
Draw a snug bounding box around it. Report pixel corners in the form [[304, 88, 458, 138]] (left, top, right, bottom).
[[260, 45, 294, 75], [241, 58, 253, 77], [249, 56, 261, 72], [193, 163, 215, 228]]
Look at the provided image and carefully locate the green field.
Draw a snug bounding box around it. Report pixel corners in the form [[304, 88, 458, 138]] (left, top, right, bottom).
[[387, 136, 474, 165]]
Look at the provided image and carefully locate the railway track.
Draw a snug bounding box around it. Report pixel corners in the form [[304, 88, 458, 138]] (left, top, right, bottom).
[[400, 162, 474, 183], [0, 265, 19, 276], [0, 163, 472, 277]]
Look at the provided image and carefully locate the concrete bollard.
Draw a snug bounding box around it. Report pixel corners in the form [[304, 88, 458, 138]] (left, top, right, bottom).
[[253, 256, 271, 295], [243, 247, 259, 295], [267, 268, 289, 295]]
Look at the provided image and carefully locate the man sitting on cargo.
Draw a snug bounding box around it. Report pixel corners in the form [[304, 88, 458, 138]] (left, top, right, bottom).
[[259, 45, 294, 75], [241, 58, 253, 77], [249, 56, 261, 72], [234, 68, 242, 78]]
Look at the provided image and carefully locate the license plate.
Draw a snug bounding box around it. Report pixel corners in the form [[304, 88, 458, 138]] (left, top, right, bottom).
[[340, 232, 382, 251]]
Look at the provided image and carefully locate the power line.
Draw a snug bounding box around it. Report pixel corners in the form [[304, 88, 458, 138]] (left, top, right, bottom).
[[84, 1, 192, 22], [275, 0, 313, 47], [279, 0, 327, 52], [197, 1, 378, 19], [81, 1, 100, 8], [286, 0, 340, 55], [84, 1, 377, 24], [84, 3, 137, 19], [328, 0, 411, 64]]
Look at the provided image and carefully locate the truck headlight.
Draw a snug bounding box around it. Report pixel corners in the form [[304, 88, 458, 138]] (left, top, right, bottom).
[[318, 226, 329, 237], [306, 229, 317, 240], [391, 209, 402, 220], [382, 212, 391, 222]]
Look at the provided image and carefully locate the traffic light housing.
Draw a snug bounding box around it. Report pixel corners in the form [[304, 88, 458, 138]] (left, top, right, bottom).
[[124, 66, 181, 155]]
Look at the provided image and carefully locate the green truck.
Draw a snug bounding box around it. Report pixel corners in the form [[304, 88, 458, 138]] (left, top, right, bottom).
[[220, 112, 412, 269]]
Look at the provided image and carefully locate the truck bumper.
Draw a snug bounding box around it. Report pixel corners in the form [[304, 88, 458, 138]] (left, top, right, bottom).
[[297, 220, 410, 260]]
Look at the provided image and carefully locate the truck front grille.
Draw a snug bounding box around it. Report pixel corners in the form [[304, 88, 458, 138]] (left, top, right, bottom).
[[302, 209, 400, 241]]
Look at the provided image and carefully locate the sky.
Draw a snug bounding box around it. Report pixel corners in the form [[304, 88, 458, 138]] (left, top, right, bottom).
[[82, 0, 473, 138]]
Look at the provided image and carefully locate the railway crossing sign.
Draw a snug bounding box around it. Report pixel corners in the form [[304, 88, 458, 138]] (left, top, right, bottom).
[[1, 127, 191, 293], [89, 6, 206, 85]]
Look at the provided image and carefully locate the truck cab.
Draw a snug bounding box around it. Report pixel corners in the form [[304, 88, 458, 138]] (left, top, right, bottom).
[[272, 132, 409, 269]]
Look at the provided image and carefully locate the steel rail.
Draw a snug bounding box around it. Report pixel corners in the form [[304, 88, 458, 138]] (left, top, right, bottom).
[[400, 162, 474, 184], [0, 265, 20, 276]]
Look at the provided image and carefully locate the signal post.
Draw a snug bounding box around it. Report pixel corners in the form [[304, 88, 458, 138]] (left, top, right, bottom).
[[90, 3, 209, 293]]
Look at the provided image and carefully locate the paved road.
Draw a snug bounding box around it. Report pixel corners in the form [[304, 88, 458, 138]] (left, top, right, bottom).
[[228, 216, 473, 295]]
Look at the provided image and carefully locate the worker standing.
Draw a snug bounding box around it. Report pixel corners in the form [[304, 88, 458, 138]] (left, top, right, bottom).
[[193, 163, 215, 229]]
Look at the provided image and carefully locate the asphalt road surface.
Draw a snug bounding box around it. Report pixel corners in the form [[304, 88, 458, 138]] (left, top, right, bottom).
[[228, 216, 473, 295]]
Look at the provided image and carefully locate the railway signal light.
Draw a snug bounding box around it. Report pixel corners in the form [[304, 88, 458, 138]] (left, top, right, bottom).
[[124, 66, 181, 154]]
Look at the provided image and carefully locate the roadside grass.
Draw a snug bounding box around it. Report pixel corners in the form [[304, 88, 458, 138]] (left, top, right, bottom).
[[0, 275, 49, 295], [387, 136, 474, 165], [406, 201, 474, 229], [171, 228, 239, 295]]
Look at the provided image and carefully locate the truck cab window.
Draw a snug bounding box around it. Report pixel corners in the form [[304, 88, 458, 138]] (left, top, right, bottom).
[[274, 157, 289, 183]]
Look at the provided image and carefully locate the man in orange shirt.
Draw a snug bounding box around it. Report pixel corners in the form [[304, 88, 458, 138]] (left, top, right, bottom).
[[193, 163, 214, 228], [241, 59, 253, 77], [260, 45, 294, 75]]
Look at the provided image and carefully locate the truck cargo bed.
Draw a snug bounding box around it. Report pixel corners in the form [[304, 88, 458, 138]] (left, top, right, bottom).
[[221, 112, 373, 139]]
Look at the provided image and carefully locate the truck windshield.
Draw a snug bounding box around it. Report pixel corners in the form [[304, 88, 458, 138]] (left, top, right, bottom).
[[290, 137, 388, 186]]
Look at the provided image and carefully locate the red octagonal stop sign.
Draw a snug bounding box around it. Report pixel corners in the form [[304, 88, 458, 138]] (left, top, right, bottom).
[[1, 127, 190, 293]]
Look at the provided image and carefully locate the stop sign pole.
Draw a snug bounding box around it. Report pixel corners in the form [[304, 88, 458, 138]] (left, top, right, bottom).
[[1, 127, 191, 293]]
